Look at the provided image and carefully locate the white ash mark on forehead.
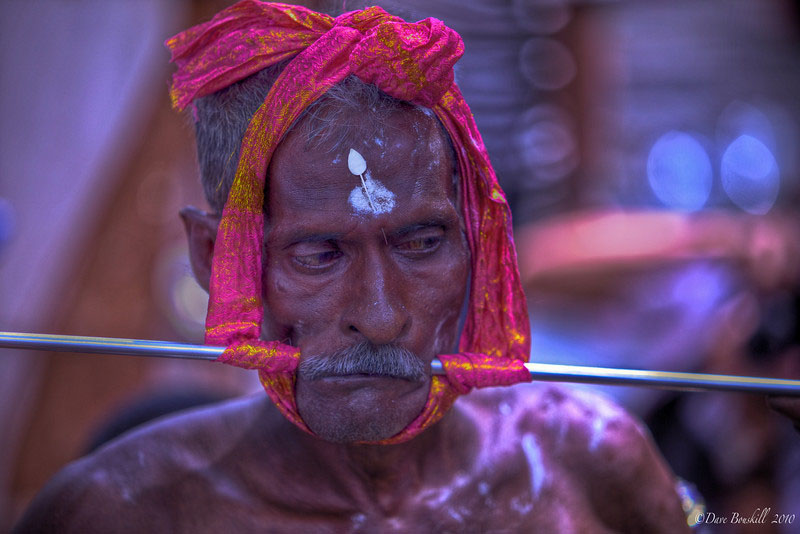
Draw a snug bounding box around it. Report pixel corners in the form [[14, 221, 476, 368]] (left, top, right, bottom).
[[374, 137, 384, 147], [331, 154, 341, 165], [348, 171, 396, 215], [347, 148, 394, 215], [521, 433, 547, 499]]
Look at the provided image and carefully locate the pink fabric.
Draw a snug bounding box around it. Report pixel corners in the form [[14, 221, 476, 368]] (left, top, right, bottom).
[[439, 353, 532, 395], [217, 340, 300, 372], [167, 1, 531, 444]]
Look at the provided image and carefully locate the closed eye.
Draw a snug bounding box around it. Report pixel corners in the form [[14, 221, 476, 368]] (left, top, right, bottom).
[[291, 241, 342, 271], [395, 232, 443, 257]]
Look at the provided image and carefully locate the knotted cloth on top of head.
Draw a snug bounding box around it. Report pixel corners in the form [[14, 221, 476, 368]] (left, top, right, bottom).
[[167, 0, 531, 444]]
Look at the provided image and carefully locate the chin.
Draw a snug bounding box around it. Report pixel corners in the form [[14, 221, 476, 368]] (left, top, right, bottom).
[[295, 375, 430, 443], [310, 415, 404, 443]]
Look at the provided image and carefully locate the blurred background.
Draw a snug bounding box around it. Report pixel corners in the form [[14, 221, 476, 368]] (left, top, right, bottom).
[[1, 0, 799, 531]]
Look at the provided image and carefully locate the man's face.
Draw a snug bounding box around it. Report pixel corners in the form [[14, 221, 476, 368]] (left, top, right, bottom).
[[264, 107, 469, 442]]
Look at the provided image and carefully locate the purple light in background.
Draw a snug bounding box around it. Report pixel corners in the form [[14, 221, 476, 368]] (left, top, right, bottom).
[[720, 134, 780, 215], [669, 262, 729, 319], [153, 242, 208, 342], [517, 105, 578, 183], [647, 131, 712, 212], [519, 37, 576, 91], [0, 198, 14, 255], [511, 0, 571, 35]]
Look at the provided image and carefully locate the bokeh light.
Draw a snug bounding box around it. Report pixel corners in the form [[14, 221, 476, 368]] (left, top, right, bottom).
[[0, 198, 14, 255], [647, 131, 712, 212], [511, 0, 571, 35], [720, 134, 780, 215], [517, 105, 578, 184], [520, 37, 577, 91]]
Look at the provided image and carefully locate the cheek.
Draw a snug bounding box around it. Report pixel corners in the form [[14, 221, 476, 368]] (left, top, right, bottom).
[[405, 253, 469, 352], [423, 289, 465, 353], [262, 261, 341, 339]]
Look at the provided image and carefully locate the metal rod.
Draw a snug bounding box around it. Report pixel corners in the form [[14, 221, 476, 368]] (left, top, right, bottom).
[[523, 363, 800, 395], [2, 332, 799, 395], [0, 332, 222, 360]]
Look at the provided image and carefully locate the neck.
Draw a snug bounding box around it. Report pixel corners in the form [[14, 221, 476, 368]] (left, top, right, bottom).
[[317, 406, 467, 479], [340, 419, 452, 479], [251, 396, 477, 501]]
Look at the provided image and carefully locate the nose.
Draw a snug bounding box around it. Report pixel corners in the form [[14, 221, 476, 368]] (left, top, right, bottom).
[[342, 251, 410, 345]]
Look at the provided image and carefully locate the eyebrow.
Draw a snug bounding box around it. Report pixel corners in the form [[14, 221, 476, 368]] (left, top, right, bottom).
[[281, 231, 345, 247], [389, 218, 451, 240], [274, 216, 455, 248]]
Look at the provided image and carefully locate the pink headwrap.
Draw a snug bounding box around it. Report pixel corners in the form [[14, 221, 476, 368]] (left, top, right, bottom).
[[167, 1, 530, 444]]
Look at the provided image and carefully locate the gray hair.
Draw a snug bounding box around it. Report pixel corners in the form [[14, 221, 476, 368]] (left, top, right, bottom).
[[297, 341, 426, 382], [193, 64, 458, 213]]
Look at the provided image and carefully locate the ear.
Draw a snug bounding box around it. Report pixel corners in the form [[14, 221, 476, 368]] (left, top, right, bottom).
[[180, 207, 220, 293]]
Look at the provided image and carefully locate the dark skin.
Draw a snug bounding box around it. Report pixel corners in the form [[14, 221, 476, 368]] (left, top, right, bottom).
[[265, 111, 468, 443], [769, 396, 800, 432], [15, 108, 690, 533]]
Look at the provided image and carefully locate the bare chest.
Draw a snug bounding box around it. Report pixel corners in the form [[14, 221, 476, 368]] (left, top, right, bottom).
[[139, 466, 615, 534]]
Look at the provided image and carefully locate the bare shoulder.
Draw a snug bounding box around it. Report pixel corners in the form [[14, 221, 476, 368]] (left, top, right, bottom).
[[459, 384, 690, 533], [13, 395, 268, 533], [461, 383, 655, 460]]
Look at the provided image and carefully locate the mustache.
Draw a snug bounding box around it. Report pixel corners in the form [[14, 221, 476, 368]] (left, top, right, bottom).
[[297, 342, 427, 382]]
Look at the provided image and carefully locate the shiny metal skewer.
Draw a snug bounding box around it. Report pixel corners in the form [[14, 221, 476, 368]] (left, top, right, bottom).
[[2, 331, 799, 395], [0, 332, 223, 360]]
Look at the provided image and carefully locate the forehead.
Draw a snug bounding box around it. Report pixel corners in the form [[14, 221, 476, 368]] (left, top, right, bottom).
[[268, 107, 455, 219]]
